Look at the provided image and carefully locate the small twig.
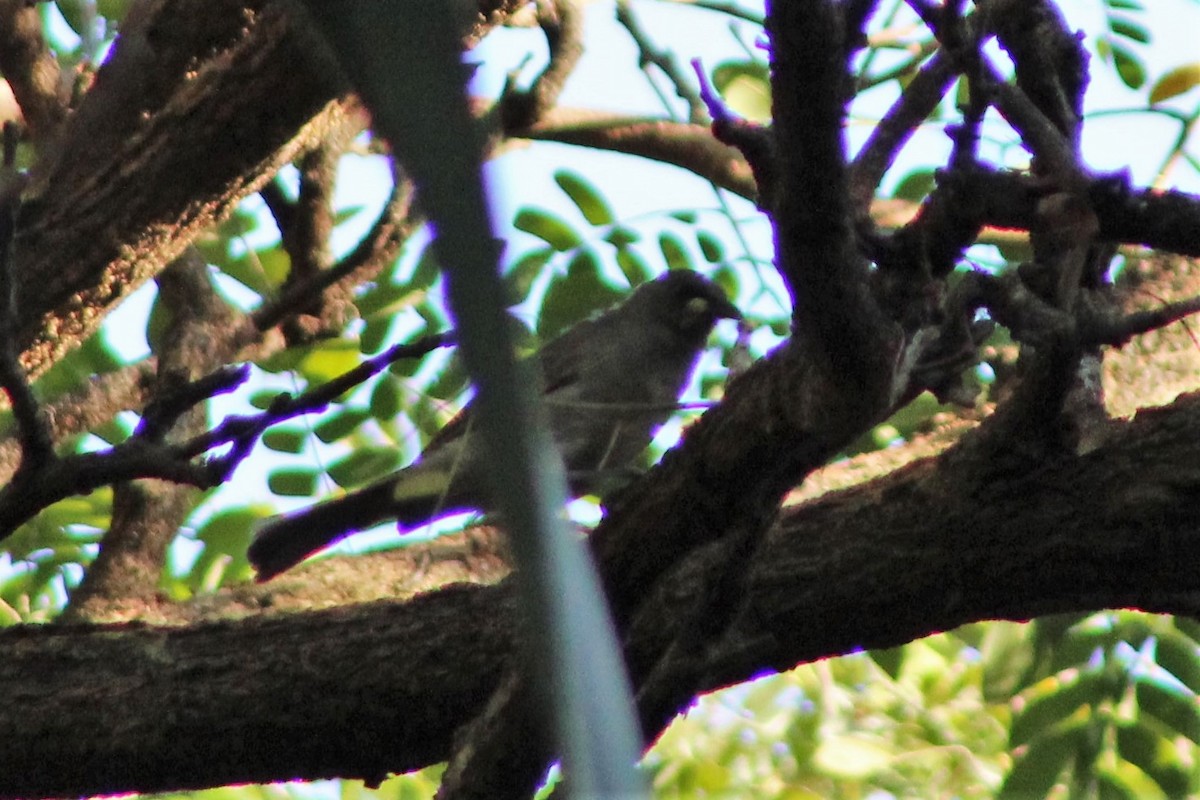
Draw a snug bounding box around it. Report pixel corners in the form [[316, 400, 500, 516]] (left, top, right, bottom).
[[616, 0, 707, 124], [692, 59, 777, 209], [0, 361, 157, 484], [253, 173, 418, 333], [849, 51, 955, 209], [0, 125, 52, 471], [1087, 294, 1200, 348], [0, 332, 456, 540], [137, 365, 250, 441], [661, 0, 763, 25], [178, 332, 456, 474], [498, 0, 585, 131]]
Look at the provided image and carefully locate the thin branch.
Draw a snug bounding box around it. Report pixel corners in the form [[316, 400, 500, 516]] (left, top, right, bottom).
[[0, 362, 157, 483], [849, 50, 955, 210], [0, 132, 52, 470], [498, 0, 586, 131], [178, 333, 455, 472], [522, 111, 757, 199], [252, 172, 419, 332], [616, 0, 707, 125], [692, 60, 776, 208]]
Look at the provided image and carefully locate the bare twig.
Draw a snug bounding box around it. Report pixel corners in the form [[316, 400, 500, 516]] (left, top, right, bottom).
[[692, 60, 776, 208], [616, 0, 707, 124], [177, 333, 455, 476], [252, 171, 419, 333], [498, 0, 586, 131], [849, 51, 955, 210], [0, 126, 51, 470]]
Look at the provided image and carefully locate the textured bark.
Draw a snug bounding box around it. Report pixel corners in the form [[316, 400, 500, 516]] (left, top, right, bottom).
[[0, 586, 516, 798], [13, 0, 348, 377], [3, 390, 1200, 798]]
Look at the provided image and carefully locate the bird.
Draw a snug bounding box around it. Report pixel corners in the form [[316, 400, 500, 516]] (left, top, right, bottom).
[[248, 269, 742, 581]]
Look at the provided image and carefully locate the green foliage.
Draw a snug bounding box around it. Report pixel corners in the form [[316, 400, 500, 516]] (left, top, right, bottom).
[[711, 60, 772, 123], [648, 636, 1009, 799], [6, 1, 1200, 797], [992, 613, 1200, 800], [1150, 63, 1200, 104], [1096, 0, 1151, 89]]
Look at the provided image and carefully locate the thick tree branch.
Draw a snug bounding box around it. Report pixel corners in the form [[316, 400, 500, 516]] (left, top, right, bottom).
[[5, 389, 1200, 798], [62, 250, 235, 623], [767, 0, 895, 391], [8, 0, 518, 381]]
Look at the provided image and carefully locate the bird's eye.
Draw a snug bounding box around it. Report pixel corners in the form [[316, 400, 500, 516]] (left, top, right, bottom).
[[684, 296, 710, 317]]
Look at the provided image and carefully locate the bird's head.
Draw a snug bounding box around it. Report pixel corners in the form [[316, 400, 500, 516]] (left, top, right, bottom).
[[636, 270, 742, 342]]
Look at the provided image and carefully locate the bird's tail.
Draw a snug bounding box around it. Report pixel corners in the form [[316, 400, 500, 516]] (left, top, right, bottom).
[[248, 480, 402, 582], [248, 463, 462, 581]]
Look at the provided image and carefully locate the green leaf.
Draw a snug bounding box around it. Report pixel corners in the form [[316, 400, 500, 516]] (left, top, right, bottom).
[[356, 280, 418, 319], [1154, 628, 1200, 695], [424, 355, 469, 401], [869, 646, 905, 679], [604, 227, 640, 248], [359, 313, 396, 355], [1137, 680, 1200, 744], [504, 247, 554, 305], [614, 246, 653, 286], [658, 232, 694, 271], [297, 339, 363, 385], [1010, 671, 1105, 747], [370, 374, 403, 421], [248, 390, 286, 411], [514, 207, 583, 251], [216, 245, 290, 297], [1174, 615, 1200, 642], [54, 0, 89, 36], [1109, 16, 1151, 45], [409, 243, 442, 290], [314, 408, 371, 443], [195, 508, 259, 554], [538, 250, 625, 340], [893, 169, 936, 203], [1096, 761, 1167, 800], [711, 60, 772, 123], [1111, 42, 1147, 89], [267, 468, 320, 497], [696, 230, 725, 264], [555, 170, 614, 226], [327, 446, 404, 488], [997, 729, 1079, 800], [1115, 722, 1192, 798], [262, 427, 307, 454], [96, 0, 135, 23], [1149, 63, 1200, 104], [811, 734, 895, 780]]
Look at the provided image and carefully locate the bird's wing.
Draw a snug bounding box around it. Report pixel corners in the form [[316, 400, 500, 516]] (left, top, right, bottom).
[[535, 314, 597, 394], [422, 403, 473, 455], [423, 315, 603, 454]]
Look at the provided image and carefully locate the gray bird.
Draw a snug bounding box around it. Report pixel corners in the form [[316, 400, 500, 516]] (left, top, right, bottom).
[[248, 270, 741, 581]]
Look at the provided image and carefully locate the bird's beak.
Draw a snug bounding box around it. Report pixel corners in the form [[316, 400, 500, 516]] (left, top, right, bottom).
[[685, 294, 742, 322], [709, 293, 742, 322]]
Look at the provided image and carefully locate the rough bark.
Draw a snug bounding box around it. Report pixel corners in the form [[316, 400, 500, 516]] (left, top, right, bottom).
[[3, 389, 1200, 799]]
